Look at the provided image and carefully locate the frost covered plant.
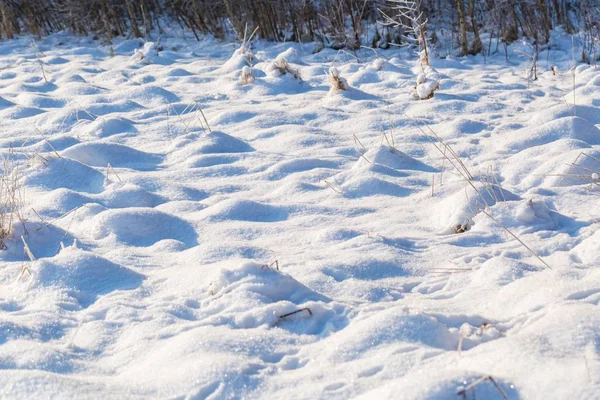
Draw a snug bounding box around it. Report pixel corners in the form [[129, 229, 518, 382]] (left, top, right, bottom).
[[240, 66, 255, 84], [328, 67, 349, 92], [410, 66, 439, 100]]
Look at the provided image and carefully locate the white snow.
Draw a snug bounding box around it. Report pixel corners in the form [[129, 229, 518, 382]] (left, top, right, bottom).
[[0, 31, 599, 399]]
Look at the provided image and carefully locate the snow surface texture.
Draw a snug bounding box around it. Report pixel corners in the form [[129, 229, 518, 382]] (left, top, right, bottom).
[[0, 32, 599, 399]]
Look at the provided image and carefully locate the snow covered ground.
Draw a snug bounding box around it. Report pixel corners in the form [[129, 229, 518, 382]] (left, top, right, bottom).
[[0, 32, 599, 399]]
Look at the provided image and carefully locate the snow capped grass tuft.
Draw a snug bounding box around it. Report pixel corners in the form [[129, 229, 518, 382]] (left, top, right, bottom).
[[132, 42, 160, 64], [372, 57, 386, 71], [328, 66, 349, 92], [267, 49, 302, 80], [240, 66, 254, 85], [411, 66, 440, 100]]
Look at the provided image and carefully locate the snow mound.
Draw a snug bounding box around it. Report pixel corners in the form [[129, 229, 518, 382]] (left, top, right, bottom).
[[194, 131, 255, 153], [88, 208, 198, 247], [503, 117, 600, 151], [83, 116, 137, 138], [501, 138, 590, 188], [356, 146, 436, 172], [588, 74, 600, 86], [24, 157, 105, 194], [204, 261, 347, 334], [328, 146, 434, 198], [276, 48, 302, 64], [132, 42, 159, 64], [322, 307, 457, 363], [61, 142, 163, 169], [436, 117, 488, 138], [168, 132, 254, 163], [341, 175, 410, 198], [100, 183, 164, 208], [530, 103, 600, 125], [200, 199, 288, 222], [472, 199, 560, 235], [0, 95, 14, 108], [571, 229, 600, 265], [166, 68, 192, 77], [434, 184, 520, 232], [33, 248, 144, 307], [357, 371, 518, 400], [0, 105, 45, 119], [544, 149, 600, 187], [221, 48, 252, 74]]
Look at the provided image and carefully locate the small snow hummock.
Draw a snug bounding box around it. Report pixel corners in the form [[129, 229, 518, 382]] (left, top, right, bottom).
[[132, 42, 159, 63], [411, 66, 440, 100]]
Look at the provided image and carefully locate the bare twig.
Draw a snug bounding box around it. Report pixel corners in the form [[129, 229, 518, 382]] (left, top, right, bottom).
[[457, 375, 509, 400], [279, 307, 312, 320]]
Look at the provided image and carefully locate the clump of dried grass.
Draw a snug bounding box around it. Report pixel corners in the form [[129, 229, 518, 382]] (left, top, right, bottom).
[[271, 57, 302, 80], [0, 148, 27, 250]]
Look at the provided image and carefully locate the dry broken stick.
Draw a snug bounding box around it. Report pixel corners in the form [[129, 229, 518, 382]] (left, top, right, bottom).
[[261, 260, 279, 271], [457, 375, 509, 400], [278, 307, 312, 320]]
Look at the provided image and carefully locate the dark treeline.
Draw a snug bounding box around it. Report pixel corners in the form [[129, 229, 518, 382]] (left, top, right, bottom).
[[0, 0, 598, 59]]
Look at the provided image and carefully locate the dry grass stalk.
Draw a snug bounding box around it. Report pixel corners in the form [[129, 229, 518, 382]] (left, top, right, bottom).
[[0, 148, 27, 250], [35, 128, 61, 159], [323, 179, 343, 194], [261, 260, 280, 271], [165, 101, 212, 135], [31, 40, 48, 83], [278, 307, 312, 320], [21, 235, 36, 261], [240, 24, 259, 64], [106, 163, 123, 183]]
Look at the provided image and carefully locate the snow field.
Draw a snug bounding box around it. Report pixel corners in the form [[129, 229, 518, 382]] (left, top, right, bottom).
[[0, 32, 599, 399]]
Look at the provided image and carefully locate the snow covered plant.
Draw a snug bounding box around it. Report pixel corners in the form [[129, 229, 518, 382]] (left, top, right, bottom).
[[410, 66, 440, 100], [240, 66, 255, 84], [267, 49, 302, 80], [132, 42, 159, 63], [328, 67, 349, 92]]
